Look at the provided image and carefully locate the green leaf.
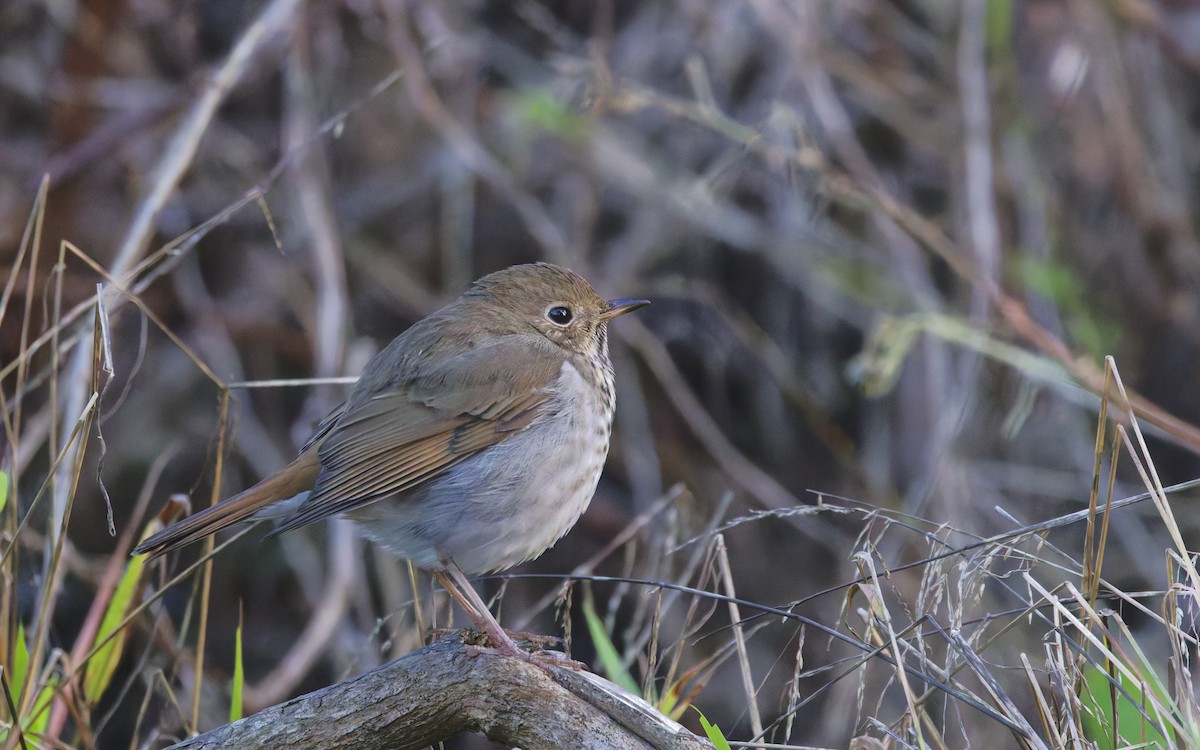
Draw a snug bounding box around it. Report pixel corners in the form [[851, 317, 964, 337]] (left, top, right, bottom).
[[847, 315, 922, 397], [1016, 256, 1080, 302], [1080, 663, 1173, 749], [985, 0, 1014, 56], [83, 552, 145, 703], [581, 595, 639, 694], [0, 470, 9, 514], [510, 88, 589, 139], [692, 707, 733, 750], [230, 607, 244, 723], [1014, 255, 1122, 357], [851, 312, 1075, 398]]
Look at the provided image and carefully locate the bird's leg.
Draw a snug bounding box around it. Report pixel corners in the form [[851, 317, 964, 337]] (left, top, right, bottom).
[[434, 563, 529, 658], [434, 562, 582, 669]]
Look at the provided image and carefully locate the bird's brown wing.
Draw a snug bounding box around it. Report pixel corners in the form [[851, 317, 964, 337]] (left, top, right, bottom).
[[268, 336, 563, 535]]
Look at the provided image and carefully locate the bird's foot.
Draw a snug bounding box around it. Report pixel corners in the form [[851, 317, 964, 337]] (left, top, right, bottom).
[[501, 629, 564, 648], [459, 627, 584, 670]]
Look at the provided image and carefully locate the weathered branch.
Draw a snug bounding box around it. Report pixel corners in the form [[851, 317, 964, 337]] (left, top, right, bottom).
[[167, 633, 713, 750]]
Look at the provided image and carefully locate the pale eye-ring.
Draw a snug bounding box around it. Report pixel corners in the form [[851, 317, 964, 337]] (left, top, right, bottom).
[[546, 305, 573, 326]]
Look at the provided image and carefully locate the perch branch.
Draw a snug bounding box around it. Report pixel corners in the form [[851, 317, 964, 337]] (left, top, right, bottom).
[[166, 633, 712, 750]]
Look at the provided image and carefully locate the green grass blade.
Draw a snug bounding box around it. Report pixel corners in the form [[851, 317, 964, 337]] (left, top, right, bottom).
[[0, 470, 9, 514], [25, 672, 57, 737], [11, 622, 29, 703], [658, 679, 678, 719], [692, 707, 732, 750], [83, 552, 145, 703], [581, 595, 639, 695], [230, 606, 244, 723], [1080, 663, 1172, 750]]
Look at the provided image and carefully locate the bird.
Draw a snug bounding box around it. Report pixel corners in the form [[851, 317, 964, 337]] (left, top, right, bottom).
[[133, 262, 648, 659]]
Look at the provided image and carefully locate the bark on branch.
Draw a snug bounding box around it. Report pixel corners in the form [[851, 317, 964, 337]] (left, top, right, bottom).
[[167, 632, 714, 749]]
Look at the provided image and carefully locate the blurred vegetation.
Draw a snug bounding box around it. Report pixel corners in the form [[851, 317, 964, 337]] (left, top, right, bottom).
[[3, 0, 1200, 748]]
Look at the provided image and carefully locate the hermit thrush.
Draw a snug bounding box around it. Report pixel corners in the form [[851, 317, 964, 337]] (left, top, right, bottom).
[[133, 263, 648, 658]]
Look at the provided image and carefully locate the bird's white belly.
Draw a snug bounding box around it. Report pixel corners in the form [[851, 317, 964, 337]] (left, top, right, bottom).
[[350, 359, 614, 574]]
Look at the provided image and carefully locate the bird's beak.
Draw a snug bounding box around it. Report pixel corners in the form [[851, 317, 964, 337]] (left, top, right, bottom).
[[600, 298, 650, 320]]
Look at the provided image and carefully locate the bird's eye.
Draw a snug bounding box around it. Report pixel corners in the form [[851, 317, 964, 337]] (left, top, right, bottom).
[[546, 306, 573, 326]]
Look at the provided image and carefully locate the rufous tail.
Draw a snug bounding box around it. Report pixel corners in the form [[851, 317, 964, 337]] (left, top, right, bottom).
[[132, 451, 321, 559]]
